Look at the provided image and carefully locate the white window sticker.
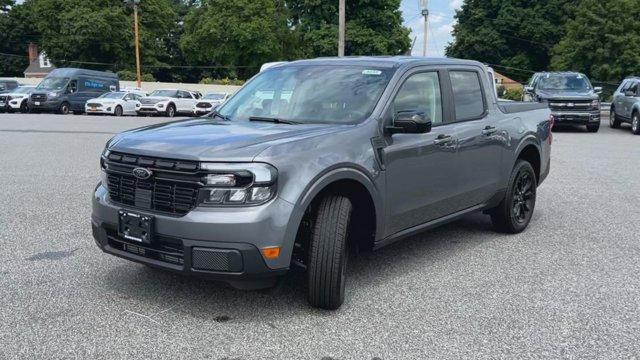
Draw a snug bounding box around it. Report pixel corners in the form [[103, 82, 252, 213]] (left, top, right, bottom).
[[362, 70, 382, 76]]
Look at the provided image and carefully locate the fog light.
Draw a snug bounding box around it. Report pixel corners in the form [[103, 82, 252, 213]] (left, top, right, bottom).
[[262, 247, 281, 260]]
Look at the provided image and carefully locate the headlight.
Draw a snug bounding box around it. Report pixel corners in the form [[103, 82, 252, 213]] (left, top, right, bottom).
[[156, 103, 164, 108], [200, 163, 277, 206], [591, 99, 600, 109], [100, 148, 110, 186], [48, 92, 58, 98]]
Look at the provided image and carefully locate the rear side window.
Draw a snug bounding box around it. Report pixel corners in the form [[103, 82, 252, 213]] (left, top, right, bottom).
[[392, 72, 443, 125], [450, 71, 485, 120]]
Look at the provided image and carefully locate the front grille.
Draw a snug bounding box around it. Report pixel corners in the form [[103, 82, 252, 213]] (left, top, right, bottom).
[[548, 100, 593, 112], [104, 152, 201, 215], [140, 98, 159, 105], [87, 103, 102, 108], [30, 93, 47, 102], [196, 102, 212, 108]]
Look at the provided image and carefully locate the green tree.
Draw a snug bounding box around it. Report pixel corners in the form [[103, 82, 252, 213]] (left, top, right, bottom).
[[32, 0, 178, 73], [288, 0, 410, 58], [446, 0, 579, 82], [551, 0, 640, 83], [180, 0, 288, 79], [0, 0, 39, 76]]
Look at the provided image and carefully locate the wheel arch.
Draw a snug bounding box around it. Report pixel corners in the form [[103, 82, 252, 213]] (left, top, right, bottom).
[[514, 140, 541, 183], [292, 166, 384, 253]]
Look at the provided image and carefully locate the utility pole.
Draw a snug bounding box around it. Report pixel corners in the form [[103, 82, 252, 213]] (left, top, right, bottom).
[[125, 0, 142, 88], [338, 0, 345, 57], [420, 0, 429, 57]]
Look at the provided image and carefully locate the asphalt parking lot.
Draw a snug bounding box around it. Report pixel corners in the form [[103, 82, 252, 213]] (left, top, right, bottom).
[[1, 112, 639, 359]]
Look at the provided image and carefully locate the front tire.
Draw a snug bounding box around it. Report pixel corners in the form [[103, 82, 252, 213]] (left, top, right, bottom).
[[307, 195, 352, 310], [490, 160, 537, 234], [587, 123, 600, 133], [632, 113, 640, 135], [166, 104, 176, 118], [20, 100, 29, 113], [114, 105, 123, 117], [610, 108, 621, 128]]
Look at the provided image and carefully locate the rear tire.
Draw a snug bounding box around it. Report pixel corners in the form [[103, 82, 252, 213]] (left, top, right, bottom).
[[490, 160, 537, 234], [610, 108, 621, 128], [633, 113, 640, 135], [307, 195, 352, 310]]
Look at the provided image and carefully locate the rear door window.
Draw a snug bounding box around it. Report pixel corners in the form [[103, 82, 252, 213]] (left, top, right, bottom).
[[450, 70, 486, 121]]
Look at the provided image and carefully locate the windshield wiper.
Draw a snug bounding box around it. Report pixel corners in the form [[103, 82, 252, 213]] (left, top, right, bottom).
[[210, 110, 231, 121], [249, 116, 300, 125]]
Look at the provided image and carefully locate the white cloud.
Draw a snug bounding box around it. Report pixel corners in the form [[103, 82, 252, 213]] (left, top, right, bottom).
[[449, 0, 463, 11]]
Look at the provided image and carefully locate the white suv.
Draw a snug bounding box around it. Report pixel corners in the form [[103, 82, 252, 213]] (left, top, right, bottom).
[[137, 89, 199, 117]]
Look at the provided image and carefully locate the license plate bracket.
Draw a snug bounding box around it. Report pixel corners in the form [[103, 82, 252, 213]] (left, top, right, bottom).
[[118, 210, 154, 244]]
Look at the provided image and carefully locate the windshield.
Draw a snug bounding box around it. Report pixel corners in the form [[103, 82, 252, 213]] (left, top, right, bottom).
[[149, 90, 177, 97], [218, 65, 394, 124], [36, 77, 69, 91], [204, 93, 226, 100], [13, 87, 34, 94], [538, 74, 592, 91], [100, 92, 125, 99]]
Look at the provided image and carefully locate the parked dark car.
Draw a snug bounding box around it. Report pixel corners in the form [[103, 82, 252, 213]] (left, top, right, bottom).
[[28, 68, 119, 114], [610, 77, 640, 135], [92, 57, 552, 310], [524, 72, 602, 132]]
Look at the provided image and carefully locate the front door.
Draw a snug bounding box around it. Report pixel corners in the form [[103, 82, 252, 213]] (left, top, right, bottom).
[[384, 70, 461, 236]]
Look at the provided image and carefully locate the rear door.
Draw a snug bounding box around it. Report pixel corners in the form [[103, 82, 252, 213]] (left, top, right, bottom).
[[383, 68, 462, 235], [448, 68, 505, 208]]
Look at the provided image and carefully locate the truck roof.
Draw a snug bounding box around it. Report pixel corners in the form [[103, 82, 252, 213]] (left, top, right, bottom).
[[285, 56, 485, 69], [47, 68, 119, 79]]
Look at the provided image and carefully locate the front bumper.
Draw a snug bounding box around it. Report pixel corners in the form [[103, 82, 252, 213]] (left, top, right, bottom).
[[91, 184, 295, 284], [86, 106, 115, 115], [28, 99, 62, 111], [137, 106, 164, 115], [195, 109, 212, 115], [551, 110, 600, 124]]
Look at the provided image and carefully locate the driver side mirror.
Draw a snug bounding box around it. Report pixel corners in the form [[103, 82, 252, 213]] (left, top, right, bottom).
[[594, 86, 603, 94], [524, 86, 534, 93], [387, 111, 432, 134]]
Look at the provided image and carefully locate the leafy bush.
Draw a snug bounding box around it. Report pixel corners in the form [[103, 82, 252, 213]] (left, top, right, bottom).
[[199, 77, 245, 86], [117, 70, 156, 82], [502, 88, 524, 101]]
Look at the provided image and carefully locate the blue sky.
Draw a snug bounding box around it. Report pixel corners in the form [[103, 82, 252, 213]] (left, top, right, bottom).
[[401, 0, 462, 56]]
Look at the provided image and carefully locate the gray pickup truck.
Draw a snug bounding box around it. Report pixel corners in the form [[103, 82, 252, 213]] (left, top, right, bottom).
[[524, 72, 602, 132], [92, 57, 552, 310]]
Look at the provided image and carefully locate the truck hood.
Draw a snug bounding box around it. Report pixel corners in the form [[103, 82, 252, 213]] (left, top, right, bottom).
[[108, 118, 346, 161], [536, 89, 599, 101]]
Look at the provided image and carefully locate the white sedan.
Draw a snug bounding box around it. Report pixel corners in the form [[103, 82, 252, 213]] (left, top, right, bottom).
[[85, 91, 145, 116]]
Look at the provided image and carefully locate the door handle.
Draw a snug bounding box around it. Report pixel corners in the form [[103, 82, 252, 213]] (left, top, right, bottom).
[[434, 134, 453, 145], [482, 126, 498, 135]]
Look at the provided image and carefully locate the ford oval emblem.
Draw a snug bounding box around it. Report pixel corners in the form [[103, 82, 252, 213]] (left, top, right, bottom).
[[133, 167, 152, 180]]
